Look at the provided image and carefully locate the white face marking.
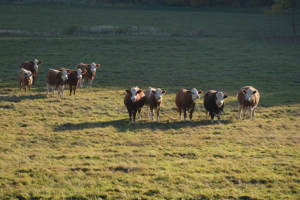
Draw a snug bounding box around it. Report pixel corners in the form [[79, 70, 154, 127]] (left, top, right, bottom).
[[191, 88, 200, 102], [245, 88, 255, 102], [77, 69, 82, 79], [130, 87, 139, 102], [33, 59, 39, 70], [154, 88, 163, 101], [91, 62, 96, 72], [26, 71, 32, 79], [61, 70, 68, 81], [216, 92, 224, 107]]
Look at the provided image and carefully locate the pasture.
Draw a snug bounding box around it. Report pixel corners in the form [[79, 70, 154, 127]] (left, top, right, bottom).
[[0, 3, 300, 200]]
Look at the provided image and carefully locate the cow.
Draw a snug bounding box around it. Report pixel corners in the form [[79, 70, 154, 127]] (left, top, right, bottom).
[[175, 88, 202, 122], [18, 68, 33, 92], [144, 87, 167, 122], [237, 86, 260, 120], [124, 86, 146, 124], [20, 58, 42, 85], [204, 90, 228, 123], [60, 68, 85, 96], [46, 68, 68, 97], [77, 62, 101, 88]]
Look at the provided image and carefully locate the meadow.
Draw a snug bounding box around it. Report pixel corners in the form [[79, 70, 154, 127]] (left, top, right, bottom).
[[0, 3, 300, 200]]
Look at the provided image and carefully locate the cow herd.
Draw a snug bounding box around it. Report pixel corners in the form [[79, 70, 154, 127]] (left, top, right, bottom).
[[17, 58, 260, 124], [124, 85, 260, 124], [18, 58, 101, 96]]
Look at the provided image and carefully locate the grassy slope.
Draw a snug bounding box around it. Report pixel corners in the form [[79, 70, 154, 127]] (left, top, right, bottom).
[[0, 4, 299, 200]]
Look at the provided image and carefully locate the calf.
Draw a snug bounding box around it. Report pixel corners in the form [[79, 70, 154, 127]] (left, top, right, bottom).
[[77, 62, 101, 87], [237, 86, 260, 120], [46, 69, 68, 97], [20, 58, 42, 85], [144, 87, 167, 122], [175, 88, 202, 122], [62, 68, 84, 96], [18, 68, 33, 92], [204, 90, 228, 123], [124, 86, 145, 124]]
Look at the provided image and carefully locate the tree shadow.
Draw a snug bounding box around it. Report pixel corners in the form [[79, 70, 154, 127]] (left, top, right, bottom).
[[0, 94, 47, 102], [54, 119, 233, 132]]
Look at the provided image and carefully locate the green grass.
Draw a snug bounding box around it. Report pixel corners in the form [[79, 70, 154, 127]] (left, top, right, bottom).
[[0, 4, 300, 200]]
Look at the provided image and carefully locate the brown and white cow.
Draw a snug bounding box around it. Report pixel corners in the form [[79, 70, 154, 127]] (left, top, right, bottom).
[[46, 69, 68, 97], [124, 86, 146, 124], [20, 58, 42, 85], [77, 62, 101, 87], [175, 88, 202, 122], [237, 86, 260, 120], [18, 68, 33, 92], [204, 90, 228, 123], [144, 87, 167, 122], [60, 68, 85, 96]]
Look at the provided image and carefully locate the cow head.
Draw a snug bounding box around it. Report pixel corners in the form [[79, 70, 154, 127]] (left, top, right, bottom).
[[152, 88, 166, 102], [189, 88, 202, 102], [126, 87, 143, 102], [215, 91, 228, 107], [25, 71, 32, 81], [90, 62, 100, 73], [61, 70, 68, 81], [77, 68, 82, 79], [33, 58, 41, 70], [243, 88, 257, 102]]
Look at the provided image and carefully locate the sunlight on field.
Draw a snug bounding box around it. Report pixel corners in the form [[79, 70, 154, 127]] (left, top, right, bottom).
[[0, 3, 299, 200]]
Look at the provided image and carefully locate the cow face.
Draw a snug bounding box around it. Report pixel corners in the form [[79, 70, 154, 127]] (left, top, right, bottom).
[[90, 62, 97, 73], [77, 68, 82, 79], [25, 71, 32, 80], [190, 88, 202, 102], [33, 59, 39, 70], [243, 88, 257, 102], [216, 91, 228, 107], [152, 88, 166, 102], [61, 70, 68, 81], [126, 87, 142, 102]]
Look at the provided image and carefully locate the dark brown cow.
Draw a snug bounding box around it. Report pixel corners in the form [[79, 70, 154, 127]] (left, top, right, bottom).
[[124, 86, 145, 124], [204, 90, 228, 123], [46, 69, 68, 97], [175, 88, 202, 122], [144, 87, 166, 122], [20, 59, 41, 85], [237, 86, 260, 120], [66, 68, 84, 96], [18, 68, 33, 92], [77, 62, 101, 87]]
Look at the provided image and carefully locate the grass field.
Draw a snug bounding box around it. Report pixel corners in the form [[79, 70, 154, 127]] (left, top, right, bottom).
[[0, 3, 300, 200]]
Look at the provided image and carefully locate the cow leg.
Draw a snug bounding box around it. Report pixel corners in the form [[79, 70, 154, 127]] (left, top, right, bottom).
[[178, 107, 182, 120], [210, 113, 215, 123], [156, 107, 160, 122], [251, 106, 256, 120], [205, 110, 208, 120], [69, 85, 72, 96], [61, 85, 65, 97], [138, 108, 142, 120], [189, 106, 195, 122], [147, 106, 151, 119], [150, 106, 154, 121], [128, 111, 132, 123], [238, 104, 242, 120], [183, 109, 187, 122], [217, 114, 221, 123], [74, 87, 76, 95], [132, 109, 137, 123]]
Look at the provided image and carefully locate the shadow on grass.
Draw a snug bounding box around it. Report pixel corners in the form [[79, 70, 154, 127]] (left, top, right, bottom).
[[0, 94, 47, 102], [54, 119, 233, 132]]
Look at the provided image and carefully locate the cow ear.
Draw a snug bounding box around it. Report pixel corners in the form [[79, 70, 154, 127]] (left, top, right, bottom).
[[253, 90, 257, 94], [242, 89, 246, 94], [126, 89, 131, 94], [96, 64, 101, 68], [162, 89, 166, 94], [152, 90, 156, 94], [186, 90, 191, 93], [137, 89, 142, 94], [38, 60, 42, 65], [198, 90, 203, 94], [223, 94, 228, 99]]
